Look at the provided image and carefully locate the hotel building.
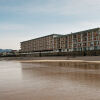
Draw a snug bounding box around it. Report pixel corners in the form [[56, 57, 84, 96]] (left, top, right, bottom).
[[21, 28, 100, 53]]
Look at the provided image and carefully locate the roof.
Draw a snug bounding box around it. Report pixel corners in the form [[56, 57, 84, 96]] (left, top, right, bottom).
[[21, 34, 62, 43], [66, 27, 100, 36]]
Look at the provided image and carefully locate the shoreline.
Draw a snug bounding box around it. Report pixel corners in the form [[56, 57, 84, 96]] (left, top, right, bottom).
[[0, 56, 100, 61], [1, 56, 100, 69], [0, 56, 100, 64]]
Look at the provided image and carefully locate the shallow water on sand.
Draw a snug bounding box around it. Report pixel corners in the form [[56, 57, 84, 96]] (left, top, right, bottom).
[[0, 61, 100, 100]]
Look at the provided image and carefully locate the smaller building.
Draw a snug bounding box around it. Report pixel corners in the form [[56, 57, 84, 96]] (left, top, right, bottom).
[[21, 34, 62, 53]]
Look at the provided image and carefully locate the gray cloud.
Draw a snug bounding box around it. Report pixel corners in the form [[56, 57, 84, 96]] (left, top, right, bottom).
[[0, 0, 100, 15]]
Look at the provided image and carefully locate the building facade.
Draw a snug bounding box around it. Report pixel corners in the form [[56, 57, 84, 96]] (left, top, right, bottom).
[[21, 28, 100, 53], [69, 28, 100, 52], [59, 35, 68, 52], [21, 34, 61, 53]]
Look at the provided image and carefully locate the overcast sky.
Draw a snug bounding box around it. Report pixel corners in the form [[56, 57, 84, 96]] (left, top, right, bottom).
[[0, 0, 100, 49]]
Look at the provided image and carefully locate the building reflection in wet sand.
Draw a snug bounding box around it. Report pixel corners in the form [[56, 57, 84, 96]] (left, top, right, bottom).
[[21, 62, 100, 88]]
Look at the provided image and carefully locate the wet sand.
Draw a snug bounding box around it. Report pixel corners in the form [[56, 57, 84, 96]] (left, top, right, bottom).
[[1, 56, 100, 61], [0, 61, 100, 100]]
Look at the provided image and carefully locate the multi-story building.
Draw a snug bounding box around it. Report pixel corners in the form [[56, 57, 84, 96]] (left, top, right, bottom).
[[21, 34, 61, 53], [21, 28, 100, 53], [69, 28, 100, 52]]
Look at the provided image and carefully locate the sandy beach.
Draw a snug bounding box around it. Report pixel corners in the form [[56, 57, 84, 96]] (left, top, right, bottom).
[[1, 56, 100, 63]]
